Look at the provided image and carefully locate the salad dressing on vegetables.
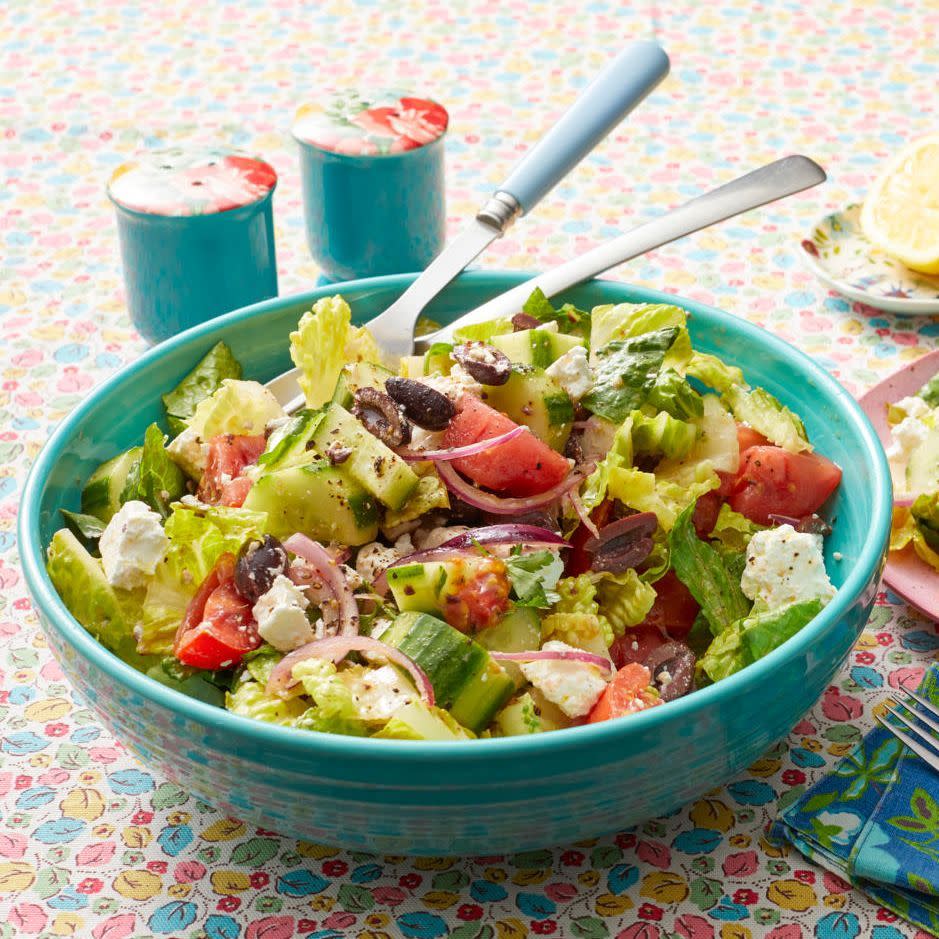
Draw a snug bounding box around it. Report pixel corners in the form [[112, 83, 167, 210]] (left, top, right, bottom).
[[47, 290, 844, 740]]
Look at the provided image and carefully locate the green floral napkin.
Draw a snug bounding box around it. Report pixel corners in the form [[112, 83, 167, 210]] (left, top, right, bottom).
[[769, 664, 939, 936]]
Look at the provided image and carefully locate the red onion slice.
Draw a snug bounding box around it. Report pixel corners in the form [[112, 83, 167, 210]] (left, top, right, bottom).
[[284, 533, 359, 637], [395, 425, 526, 462], [439, 524, 569, 550], [565, 488, 599, 539], [436, 461, 586, 516], [266, 635, 435, 705], [491, 649, 614, 675], [766, 513, 833, 536]]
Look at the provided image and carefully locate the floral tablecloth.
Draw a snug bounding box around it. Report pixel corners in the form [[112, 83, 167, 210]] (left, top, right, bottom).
[[2, 1, 938, 937]]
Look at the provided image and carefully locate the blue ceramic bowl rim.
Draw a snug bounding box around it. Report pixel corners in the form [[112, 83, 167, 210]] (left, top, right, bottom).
[[19, 271, 892, 763]]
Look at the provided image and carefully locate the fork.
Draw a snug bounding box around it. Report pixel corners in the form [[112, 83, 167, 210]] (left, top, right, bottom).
[[877, 684, 939, 773]]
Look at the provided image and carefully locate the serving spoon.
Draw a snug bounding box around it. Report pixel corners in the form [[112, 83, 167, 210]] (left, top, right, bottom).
[[269, 154, 826, 411]]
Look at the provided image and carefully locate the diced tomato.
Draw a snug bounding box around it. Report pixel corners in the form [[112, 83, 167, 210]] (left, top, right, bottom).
[[729, 445, 842, 526], [198, 434, 267, 506], [442, 558, 511, 633], [174, 554, 260, 670], [692, 470, 735, 538], [565, 500, 614, 577], [638, 570, 700, 640], [443, 396, 571, 497], [588, 663, 661, 723], [609, 623, 670, 670], [736, 424, 770, 452]]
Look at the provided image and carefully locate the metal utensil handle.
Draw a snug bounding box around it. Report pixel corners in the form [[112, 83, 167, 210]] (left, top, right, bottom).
[[423, 155, 826, 346], [478, 40, 670, 231]]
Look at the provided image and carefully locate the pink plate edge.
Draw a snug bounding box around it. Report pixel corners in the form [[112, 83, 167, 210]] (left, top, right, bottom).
[[858, 350, 939, 622]]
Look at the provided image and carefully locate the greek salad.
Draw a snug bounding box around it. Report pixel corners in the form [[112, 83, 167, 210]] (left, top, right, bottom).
[[885, 368, 939, 571], [47, 292, 844, 740]]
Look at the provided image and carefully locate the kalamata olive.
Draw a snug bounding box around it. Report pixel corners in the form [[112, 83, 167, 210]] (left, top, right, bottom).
[[563, 432, 584, 465], [452, 341, 512, 386], [644, 641, 695, 702], [385, 377, 455, 430], [234, 535, 289, 604], [352, 387, 411, 447], [586, 512, 658, 573], [511, 312, 542, 332]]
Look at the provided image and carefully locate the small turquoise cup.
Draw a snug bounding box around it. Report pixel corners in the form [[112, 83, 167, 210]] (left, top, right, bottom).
[[108, 147, 279, 345], [292, 91, 447, 281]]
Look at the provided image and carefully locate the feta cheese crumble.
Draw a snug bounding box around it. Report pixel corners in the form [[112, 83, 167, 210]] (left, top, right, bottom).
[[886, 395, 935, 486], [166, 425, 209, 479], [545, 345, 593, 402], [99, 500, 169, 590], [519, 640, 610, 718], [741, 524, 836, 612], [339, 665, 415, 722], [252, 574, 314, 652]]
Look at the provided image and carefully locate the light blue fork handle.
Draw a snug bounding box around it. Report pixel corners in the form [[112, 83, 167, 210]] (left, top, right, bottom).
[[499, 40, 669, 214]]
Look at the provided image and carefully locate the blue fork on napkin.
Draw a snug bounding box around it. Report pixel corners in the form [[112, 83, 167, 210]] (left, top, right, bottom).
[[769, 663, 939, 936]]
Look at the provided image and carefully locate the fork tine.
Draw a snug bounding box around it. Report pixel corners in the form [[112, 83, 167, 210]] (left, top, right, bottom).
[[879, 710, 939, 774], [898, 685, 939, 728]]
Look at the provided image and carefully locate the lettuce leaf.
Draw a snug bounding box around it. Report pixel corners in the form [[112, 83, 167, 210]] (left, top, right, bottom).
[[697, 599, 823, 684], [724, 384, 811, 454], [595, 568, 656, 636], [290, 295, 383, 408], [162, 341, 242, 437], [226, 679, 309, 726], [452, 318, 514, 343], [684, 351, 744, 394], [137, 503, 267, 656], [709, 503, 765, 553], [912, 491, 939, 551], [918, 373, 939, 408], [607, 464, 718, 531], [892, 504, 939, 572], [505, 548, 564, 609], [60, 509, 105, 551], [121, 423, 186, 519], [579, 418, 633, 512], [541, 612, 611, 656], [669, 501, 751, 635], [590, 302, 689, 354], [290, 659, 370, 737], [647, 367, 704, 420], [582, 327, 679, 424], [631, 409, 698, 461]]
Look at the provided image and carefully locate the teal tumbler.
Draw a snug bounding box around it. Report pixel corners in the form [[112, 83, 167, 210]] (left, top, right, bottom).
[[108, 147, 279, 345], [292, 90, 447, 281]]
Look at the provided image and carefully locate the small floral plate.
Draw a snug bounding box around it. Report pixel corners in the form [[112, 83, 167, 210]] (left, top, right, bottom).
[[800, 204, 939, 315], [858, 350, 939, 623]]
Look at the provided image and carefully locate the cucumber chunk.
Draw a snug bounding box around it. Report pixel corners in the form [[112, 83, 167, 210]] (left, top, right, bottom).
[[382, 612, 514, 733], [492, 329, 584, 368], [476, 606, 542, 652], [243, 459, 379, 545], [258, 409, 325, 472], [81, 446, 143, 523], [311, 403, 418, 510], [481, 365, 574, 451], [331, 361, 396, 410]]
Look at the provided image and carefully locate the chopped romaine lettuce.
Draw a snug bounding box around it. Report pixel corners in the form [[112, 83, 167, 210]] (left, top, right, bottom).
[[631, 409, 698, 461], [724, 384, 810, 454], [657, 393, 740, 483], [162, 341, 242, 437], [685, 351, 744, 394], [242, 645, 283, 686], [912, 492, 939, 551], [290, 659, 369, 736], [290, 295, 382, 409], [669, 502, 751, 635], [582, 327, 680, 424], [137, 504, 267, 656], [226, 679, 309, 726], [647, 368, 705, 420], [452, 318, 514, 343], [381, 473, 450, 538], [892, 503, 939, 572], [541, 612, 611, 656], [607, 464, 718, 531], [697, 598, 823, 684], [580, 418, 633, 512], [594, 568, 656, 636], [60, 509, 106, 550], [146, 659, 230, 706], [709, 503, 764, 553], [590, 302, 688, 354], [120, 423, 186, 518], [506, 548, 564, 609]]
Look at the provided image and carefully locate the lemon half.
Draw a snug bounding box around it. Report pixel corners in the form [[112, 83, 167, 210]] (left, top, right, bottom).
[[861, 134, 939, 274]]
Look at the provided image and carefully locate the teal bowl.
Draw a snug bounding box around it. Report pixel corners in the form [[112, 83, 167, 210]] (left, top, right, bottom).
[[19, 272, 891, 856]]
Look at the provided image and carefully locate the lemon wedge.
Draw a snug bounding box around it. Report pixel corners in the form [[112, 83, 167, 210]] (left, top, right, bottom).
[[861, 134, 939, 274]]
